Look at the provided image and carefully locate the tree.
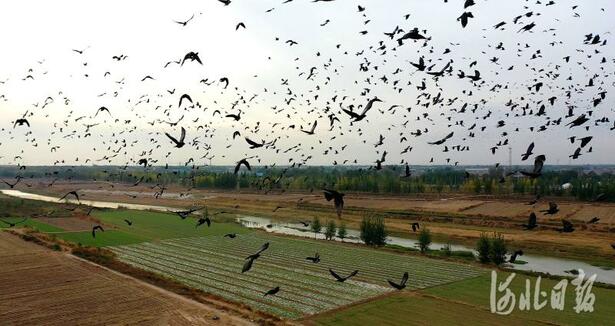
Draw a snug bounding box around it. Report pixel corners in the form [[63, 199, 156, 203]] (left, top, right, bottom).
[[476, 233, 491, 263], [311, 216, 322, 238], [489, 232, 507, 265], [417, 228, 432, 253], [337, 222, 347, 242], [360, 214, 387, 246], [324, 220, 337, 240]]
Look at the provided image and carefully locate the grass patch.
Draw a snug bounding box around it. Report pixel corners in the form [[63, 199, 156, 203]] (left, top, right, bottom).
[[309, 293, 541, 326], [311, 271, 615, 325], [0, 217, 65, 232], [425, 272, 615, 325]]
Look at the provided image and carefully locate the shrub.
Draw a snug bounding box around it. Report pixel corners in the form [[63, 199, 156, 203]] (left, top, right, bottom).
[[310, 216, 322, 238], [417, 228, 432, 253], [324, 220, 337, 240], [489, 232, 508, 265], [360, 214, 387, 246], [337, 222, 347, 242], [476, 233, 491, 263], [476, 232, 508, 265]]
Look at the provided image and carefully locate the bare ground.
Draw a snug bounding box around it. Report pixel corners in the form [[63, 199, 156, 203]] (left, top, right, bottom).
[[0, 231, 254, 326]]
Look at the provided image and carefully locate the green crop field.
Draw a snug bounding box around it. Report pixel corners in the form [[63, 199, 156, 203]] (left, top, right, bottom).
[[310, 272, 615, 325], [50, 210, 249, 247], [54, 230, 148, 247], [92, 209, 248, 240], [110, 233, 484, 319], [309, 293, 543, 326], [425, 272, 615, 325], [0, 217, 64, 233]]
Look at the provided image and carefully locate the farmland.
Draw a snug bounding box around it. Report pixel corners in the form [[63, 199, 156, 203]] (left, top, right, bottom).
[[310, 271, 615, 326], [110, 232, 484, 319], [0, 232, 251, 325], [0, 217, 65, 233], [51, 209, 248, 247], [18, 181, 615, 265]]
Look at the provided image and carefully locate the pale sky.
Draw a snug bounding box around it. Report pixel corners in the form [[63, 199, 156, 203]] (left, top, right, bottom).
[[0, 0, 614, 167]]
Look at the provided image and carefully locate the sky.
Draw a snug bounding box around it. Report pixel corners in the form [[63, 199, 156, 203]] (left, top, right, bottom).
[[0, 0, 614, 167]]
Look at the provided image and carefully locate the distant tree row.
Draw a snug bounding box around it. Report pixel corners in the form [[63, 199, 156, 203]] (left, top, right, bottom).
[[2, 165, 614, 201]]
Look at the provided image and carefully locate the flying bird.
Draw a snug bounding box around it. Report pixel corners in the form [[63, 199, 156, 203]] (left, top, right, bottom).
[[234, 158, 251, 175], [540, 202, 559, 215], [323, 189, 344, 218], [329, 269, 359, 282], [263, 287, 280, 296], [92, 225, 104, 238], [165, 127, 186, 148], [387, 272, 409, 290], [306, 253, 320, 263], [509, 250, 524, 263], [521, 143, 534, 161], [13, 119, 30, 128], [429, 132, 454, 145], [522, 212, 538, 230], [0, 218, 27, 228], [520, 155, 545, 178], [181, 51, 203, 66], [59, 191, 80, 203]]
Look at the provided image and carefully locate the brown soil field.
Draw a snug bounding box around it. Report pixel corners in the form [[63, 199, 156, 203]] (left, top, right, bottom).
[[0, 232, 253, 325]]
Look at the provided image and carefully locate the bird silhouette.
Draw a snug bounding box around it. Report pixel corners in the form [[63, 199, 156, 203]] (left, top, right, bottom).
[[520, 155, 546, 178], [242, 242, 269, 273], [92, 225, 104, 238], [323, 189, 344, 218], [165, 127, 186, 148], [181, 51, 202, 66], [234, 159, 251, 175], [306, 252, 320, 263], [263, 286, 280, 296], [387, 272, 409, 290], [509, 250, 524, 263], [522, 212, 538, 230], [540, 202, 559, 215], [59, 191, 80, 203], [329, 269, 359, 282], [13, 119, 30, 128], [0, 218, 27, 228], [558, 220, 575, 233]]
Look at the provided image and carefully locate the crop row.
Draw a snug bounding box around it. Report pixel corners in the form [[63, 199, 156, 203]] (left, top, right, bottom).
[[112, 244, 384, 318], [171, 234, 482, 286], [110, 233, 483, 318], [114, 244, 379, 304]]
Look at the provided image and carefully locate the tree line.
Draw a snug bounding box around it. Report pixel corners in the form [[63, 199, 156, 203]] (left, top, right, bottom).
[[1, 165, 614, 201]]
